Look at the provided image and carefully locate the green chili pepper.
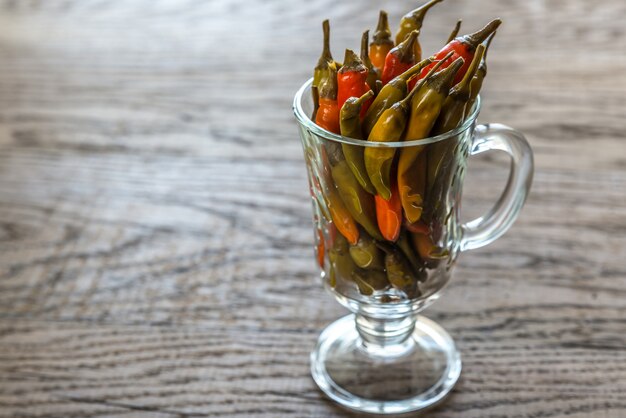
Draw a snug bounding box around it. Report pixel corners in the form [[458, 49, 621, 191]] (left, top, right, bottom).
[[398, 54, 461, 224], [397, 229, 427, 279], [433, 44, 485, 135], [467, 31, 496, 117], [351, 269, 389, 296], [325, 140, 383, 240], [349, 232, 384, 270], [383, 246, 420, 298], [362, 56, 433, 136], [313, 20, 337, 90], [340, 91, 377, 194], [329, 234, 356, 281], [364, 78, 427, 201], [331, 160, 383, 240], [360, 30, 380, 92], [427, 46, 484, 199], [395, 0, 445, 61]]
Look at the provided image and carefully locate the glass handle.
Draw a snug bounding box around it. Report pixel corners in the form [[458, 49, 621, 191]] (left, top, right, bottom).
[[460, 123, 534, 252]]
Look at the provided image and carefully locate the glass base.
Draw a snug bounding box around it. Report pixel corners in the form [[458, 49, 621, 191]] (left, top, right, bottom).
[[311, 314, 461, 414]]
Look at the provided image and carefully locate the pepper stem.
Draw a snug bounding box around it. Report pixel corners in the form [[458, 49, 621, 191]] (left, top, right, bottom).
[[446, 19, 462, 43], [397, 30, 419, 63], [360, 30, 370, 62], [476, 31, 496, 79], [340, 49, 366, 73], [316, 19, 333, 67], [373, 10, 392, 44], [463, 18, 501, 49], [354, 89, 375, 106], [408, 0, 444, 23]]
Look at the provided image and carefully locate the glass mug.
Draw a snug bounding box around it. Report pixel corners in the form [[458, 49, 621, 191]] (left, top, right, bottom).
[[293, 79, 533, 414]]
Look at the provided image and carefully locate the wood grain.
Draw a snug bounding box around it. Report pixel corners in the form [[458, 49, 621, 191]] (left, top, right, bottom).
[[0, 0, 624, 417]]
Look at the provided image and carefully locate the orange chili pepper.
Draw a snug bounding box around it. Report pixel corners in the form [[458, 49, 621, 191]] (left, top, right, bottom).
[[315, 42, 341, 134], [316, 228, 325, 268], [328, 188, 359, 245], [375, 179, 402, 242], [315, 99, 340, 134], [369, 10, 394, 72]]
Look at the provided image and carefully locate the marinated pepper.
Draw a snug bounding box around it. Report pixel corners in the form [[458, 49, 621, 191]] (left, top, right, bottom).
[[349, 232, 384, 270], [383, 245, 420, 297], [414, 18, 500, 87], [395, 0, 444, 61], [364, 79, 423, 200], [381, 30, 419, 85], [337, 49, 372, 115], [351, 269, 389, 296], [428, 45, 485, 195], [375, 178, 402, 242], [411, 230, 449, 265], [360, 30, 380, 92], [326, 142, 383, 241], [398, 57, 464, 224], [433, 44, 485, 135], [315, 228, 325, 268], [325, 177, 360, 245], [467, 31, 496, 116], [333, 162, 382, 241], [397, 230, 427, 278], [370, 10, 394, 72], [313, 20, 337, 90], [315, 63, 340, 134], [340, 91, 377, 195], [363, 54, 451, 201], [329, 234, 356, 286], [362, 56, 434, 136]]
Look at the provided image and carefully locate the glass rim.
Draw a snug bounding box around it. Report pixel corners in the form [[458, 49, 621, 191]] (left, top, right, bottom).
[[293, 78, 481, 148]]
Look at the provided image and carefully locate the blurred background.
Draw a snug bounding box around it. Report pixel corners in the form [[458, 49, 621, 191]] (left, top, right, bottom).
[[0, 1, 624, 417]]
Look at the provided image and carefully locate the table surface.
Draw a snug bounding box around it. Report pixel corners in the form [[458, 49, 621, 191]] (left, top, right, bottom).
[[1, 1, 625, 417]]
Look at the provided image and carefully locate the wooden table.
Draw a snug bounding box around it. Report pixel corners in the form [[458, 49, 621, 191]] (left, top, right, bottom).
[[0, 1, 624, 417]]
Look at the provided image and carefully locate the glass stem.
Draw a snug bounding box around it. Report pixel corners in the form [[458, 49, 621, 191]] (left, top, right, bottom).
[[355, 313, 417, 357]]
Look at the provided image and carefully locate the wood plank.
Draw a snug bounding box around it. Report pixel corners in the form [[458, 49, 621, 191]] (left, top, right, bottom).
[[0, 317, 624, 418]]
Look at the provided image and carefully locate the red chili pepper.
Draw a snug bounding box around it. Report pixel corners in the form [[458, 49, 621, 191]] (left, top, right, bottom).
[[337, 49, 372, 117], [381, 30, 419, 86], [375, 179, 402, 242], [409, 18, 501, 90]]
